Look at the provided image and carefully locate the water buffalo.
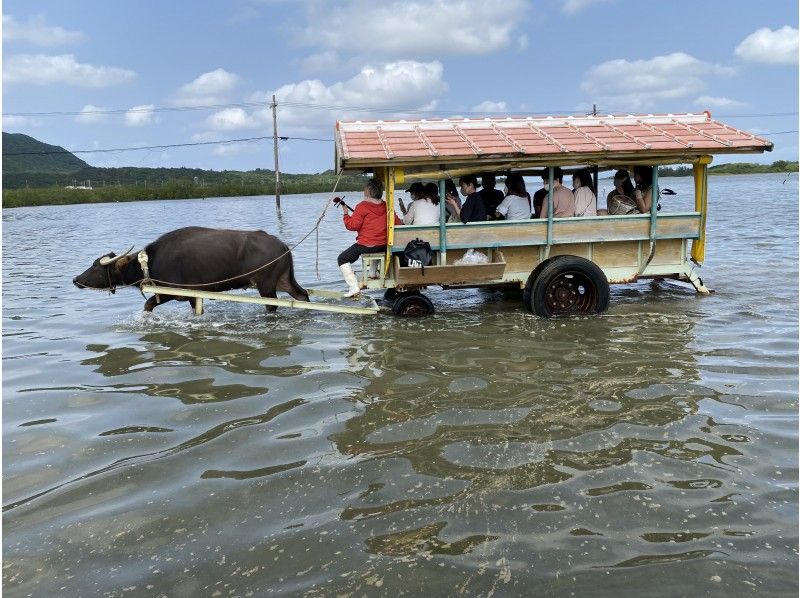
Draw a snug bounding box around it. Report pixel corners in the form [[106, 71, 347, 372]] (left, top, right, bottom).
[[73, 226, 309, 312]]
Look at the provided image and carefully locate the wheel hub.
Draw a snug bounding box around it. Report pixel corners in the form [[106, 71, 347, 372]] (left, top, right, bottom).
[[545, 273, 595, 314]]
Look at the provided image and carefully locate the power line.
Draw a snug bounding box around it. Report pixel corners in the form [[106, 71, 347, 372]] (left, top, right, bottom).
[[6, 99, 798, 119], [4, 128, 792, 158], [1, 134, 333, 156]]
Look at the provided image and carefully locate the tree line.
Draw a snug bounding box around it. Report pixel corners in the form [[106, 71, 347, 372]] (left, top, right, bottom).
[[659, 160, 798, 177]]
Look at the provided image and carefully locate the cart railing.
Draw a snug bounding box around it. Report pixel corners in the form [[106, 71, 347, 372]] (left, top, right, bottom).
[[392, 212, 701, 252]]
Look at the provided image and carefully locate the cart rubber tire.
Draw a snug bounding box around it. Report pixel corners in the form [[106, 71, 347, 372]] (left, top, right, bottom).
[[523, 259, 556, 313], [527, 255, 609, 317], [392, 293, 434, 317]]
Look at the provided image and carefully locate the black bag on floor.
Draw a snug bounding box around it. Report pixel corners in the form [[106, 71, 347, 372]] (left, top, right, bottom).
[[402, 238, 433, 272]]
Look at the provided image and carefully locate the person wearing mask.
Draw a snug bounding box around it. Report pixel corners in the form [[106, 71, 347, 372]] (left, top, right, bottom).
[[479, 173, 504, 219], [572, 168, 597, 216], [402, 182, 440, 225], [337, 178, 401, 297], [606, 169, 638, 215], [538, 167, 575, 218], [445, 174, 487, 223], [633, 166, 655, 213], [397, 181, 425, 218], [495, 173, 532, 220]]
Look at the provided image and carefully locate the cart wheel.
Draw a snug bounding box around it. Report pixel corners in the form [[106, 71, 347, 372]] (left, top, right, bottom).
[[392, 293, 434, 317], [523, 259, 554, 313], [527, 256, 609, 317]]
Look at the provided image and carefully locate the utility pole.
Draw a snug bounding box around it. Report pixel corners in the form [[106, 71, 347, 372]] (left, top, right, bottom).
[[271, 94, 281, 210], [592, 103, 597, 117]]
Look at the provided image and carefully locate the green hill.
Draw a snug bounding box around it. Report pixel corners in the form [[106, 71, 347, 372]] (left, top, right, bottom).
[[2, 132, 88, 175]]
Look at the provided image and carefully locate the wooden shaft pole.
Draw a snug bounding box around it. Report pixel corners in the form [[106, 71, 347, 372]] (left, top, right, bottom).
[[272, 94, 281, 210]]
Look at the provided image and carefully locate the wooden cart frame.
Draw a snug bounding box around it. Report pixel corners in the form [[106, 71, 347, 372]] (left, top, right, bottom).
[[335, 113, 772, 316]]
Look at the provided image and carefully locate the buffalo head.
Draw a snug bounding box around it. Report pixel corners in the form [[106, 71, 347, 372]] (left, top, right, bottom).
[[73, 246, 136, 293]]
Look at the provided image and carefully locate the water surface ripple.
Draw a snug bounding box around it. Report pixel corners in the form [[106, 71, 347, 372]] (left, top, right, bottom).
[[3, 174, 797, 596]]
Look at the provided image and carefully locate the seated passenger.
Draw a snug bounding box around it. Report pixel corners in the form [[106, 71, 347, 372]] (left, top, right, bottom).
[[495, 173, 532, 220], [397, 181, 425, 217], [444, 179, 461, 222], [538, 167, 575, 218], [337, 178, 401, 297], [479, 173, 504, 219], [532, 186, 547, 219], [572, 168, 597, 216], [606, 169, 638, 215], [446, 174, 488, 223], [633, 165, 655, 213], [402, 182, 440, 225]]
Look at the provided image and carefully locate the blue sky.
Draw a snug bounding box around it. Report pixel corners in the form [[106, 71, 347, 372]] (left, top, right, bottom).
[[3, 0, 798, 173]]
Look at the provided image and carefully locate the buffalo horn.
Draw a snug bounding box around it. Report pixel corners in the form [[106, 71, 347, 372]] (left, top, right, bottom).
[[99, 245, 135, 266]]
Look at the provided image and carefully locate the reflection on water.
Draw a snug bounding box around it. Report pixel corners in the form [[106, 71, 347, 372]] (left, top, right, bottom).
[[3, 175, 798, 596]]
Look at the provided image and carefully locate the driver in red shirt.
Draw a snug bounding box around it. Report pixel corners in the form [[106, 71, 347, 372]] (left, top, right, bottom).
[[337, 177, 401, 297]]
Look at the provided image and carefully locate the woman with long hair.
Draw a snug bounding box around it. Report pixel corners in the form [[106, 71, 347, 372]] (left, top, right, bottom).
[[572, 168, 597, 216], [606, 169, 638, 215], [402, 182, 440, 225], [633, 165, 654, 213], [495, 173, 532, 220]]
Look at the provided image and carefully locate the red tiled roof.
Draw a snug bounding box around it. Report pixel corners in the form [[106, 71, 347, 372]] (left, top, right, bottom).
[[335, 113, 773, 168]]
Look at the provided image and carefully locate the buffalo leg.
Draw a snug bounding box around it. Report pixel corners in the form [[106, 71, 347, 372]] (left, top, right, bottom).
[[144, 296, 159, 312], [257, 282, 279, 312]]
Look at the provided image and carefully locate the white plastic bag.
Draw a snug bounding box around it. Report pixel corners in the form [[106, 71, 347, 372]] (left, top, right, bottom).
[[454, 248, 489, 265]]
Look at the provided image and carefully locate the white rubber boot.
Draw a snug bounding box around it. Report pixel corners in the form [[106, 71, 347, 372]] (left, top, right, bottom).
[[339, 263, 361, 298]]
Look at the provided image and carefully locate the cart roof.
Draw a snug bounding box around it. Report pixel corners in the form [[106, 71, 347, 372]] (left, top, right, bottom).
[[335, 112, 773, 171]]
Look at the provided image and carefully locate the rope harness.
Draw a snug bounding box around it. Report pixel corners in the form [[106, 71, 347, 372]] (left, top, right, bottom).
[[106, 171, 344, 295]]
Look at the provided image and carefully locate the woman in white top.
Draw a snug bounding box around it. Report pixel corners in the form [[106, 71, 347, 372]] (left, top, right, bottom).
[[403, 182, 440, 225], [572, 168, 597, 217], [495, 173, 532, 220]]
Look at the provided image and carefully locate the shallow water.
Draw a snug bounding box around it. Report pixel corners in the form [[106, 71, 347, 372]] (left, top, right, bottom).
[[3, 173, 798, 596]]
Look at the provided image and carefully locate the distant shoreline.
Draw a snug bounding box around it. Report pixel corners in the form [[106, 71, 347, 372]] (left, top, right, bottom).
[[3, 164, 796, 209]]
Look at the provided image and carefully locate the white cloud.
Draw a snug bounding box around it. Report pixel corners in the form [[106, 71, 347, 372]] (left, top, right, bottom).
[[272, 60, 447, 129], [472, 100, 507, 113], [299, 0, 528, 58], [561, 0, 612, 14], [2, 114, 42, 128], [694, 95, 745, 109], [125, 104, 156, 127], [174, 68, 240, 106], [582, 52, 734, 110], [3, 14, 85, 46], [75, 104, 108, 124], [195, 60, 447, 140], [735, 26, 798, 65], [206, 107, 260, 131], [3, 54, 135, 87]]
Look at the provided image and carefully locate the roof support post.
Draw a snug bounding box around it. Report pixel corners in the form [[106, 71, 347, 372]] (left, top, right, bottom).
[[386, 167, 396, 275], [544, 166, 554, 259], [691, 155, 712, 264], [438, 177, 447, 265], [638, 164, 660, 275], [649, 165, 659, 241]]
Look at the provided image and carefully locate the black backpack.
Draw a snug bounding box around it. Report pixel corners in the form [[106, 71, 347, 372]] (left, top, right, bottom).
[[402, 238, 433, 272]]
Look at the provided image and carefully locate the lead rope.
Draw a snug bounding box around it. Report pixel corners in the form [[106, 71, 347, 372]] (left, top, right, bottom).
[[124, 171, 344, 292]]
